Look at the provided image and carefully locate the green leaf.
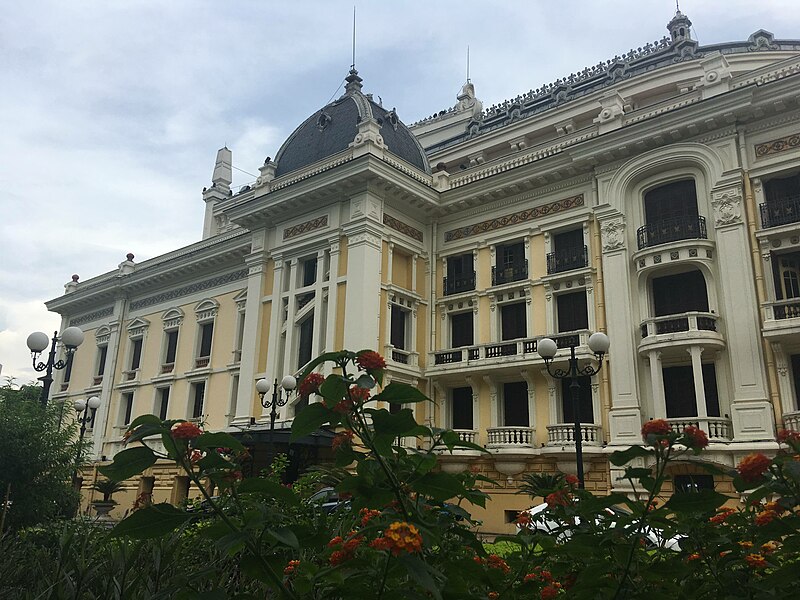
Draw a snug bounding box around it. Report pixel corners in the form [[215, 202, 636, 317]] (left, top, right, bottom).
[[296, 351, 349, 382], [125, 423, 165, 444], [111, 503, 191, 539], [319, 374, 348, 402], [664, 489, 729, 513], [290, 402, 337, 439], [609, 445, 652, 466], [193, 432, 244, 452], [126, 414, 164, 430], [369, 408, 419, 437], [237, 477, 299, 505], [355, 374, 375, 389], [267, 526, 300, 549], [373, 382, 428, 404], [98, 446, 156, 481], [412, 471, 465, 502], [624, 467, 653, 479], [398, 555, 442, 600]]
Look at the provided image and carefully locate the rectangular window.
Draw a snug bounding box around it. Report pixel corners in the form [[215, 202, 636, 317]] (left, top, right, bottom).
[[674, 474, 715, 493], [97, 346, 108, 376], [445, 254, 475, 295], [89, 407, 97, 429], [662, 364, 720, 418], [63, 354, 74, 383], [122, 392, 134, 425], [501, 302, 527, 340], [390, 305, 407, 349], [164, 330, 179, 364], [191, 382, 206, 419], [503, 381, 529, 427], [303, 258, 318, 287], [772, 251, 800, 301], [130, 338, 143, 370], [793, 355, 800, 409], [644, 179, 698, 223], [652, 270, 708, 316], [158, 387, 170, 421], [560, 376, 594, 423], [198, 323, 213, 358], [297, 316, 314, 369], [702, 363, 720, 418], [556, 291, 589, 332], [451, 387, 473, 430], [450, 312, 474, 348], [553, 229, 583, 253]]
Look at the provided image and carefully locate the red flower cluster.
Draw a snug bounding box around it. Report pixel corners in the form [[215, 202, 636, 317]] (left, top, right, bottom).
[[283, 560, 299, 576], [332, 386, 371, 413], [524, 567, 554, 584], [737, 453, 772, 482], [687, 553, 702, 562], [332, 429, 355, 451], [641, 419, 671, 438], [369, 521, 422, 556], [545, 489, 570, 508], [755, 510, 778, 526], [298, 372, 325, 398], [356, 350, 386, 371], [515, 512, 532, 528], [709, 507, 736, 524], [488, 592, 499, 600], [777, 428, 800, 445], [171, 421, 203, 440], [359, 507, 381, 527], [474, 554, 510, 574], [328, 533, 363, 565], [564, 474, 579, 486], [745, 553, 767, 568], [540, 583, 563, 599], [681, 425, 709, 449]]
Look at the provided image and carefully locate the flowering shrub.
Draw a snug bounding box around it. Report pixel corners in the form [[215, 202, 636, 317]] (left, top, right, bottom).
[[29, 350, 798, 599]]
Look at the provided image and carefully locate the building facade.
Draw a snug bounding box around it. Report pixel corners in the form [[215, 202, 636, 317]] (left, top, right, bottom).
[[46, 12, 800, 533]]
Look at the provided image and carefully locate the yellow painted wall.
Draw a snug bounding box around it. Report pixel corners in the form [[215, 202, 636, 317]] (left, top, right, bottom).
[[392, 252, 411, 290]]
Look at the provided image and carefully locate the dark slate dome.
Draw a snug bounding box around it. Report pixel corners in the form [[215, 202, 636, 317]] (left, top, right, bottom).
[[273, 70, 431, 177]]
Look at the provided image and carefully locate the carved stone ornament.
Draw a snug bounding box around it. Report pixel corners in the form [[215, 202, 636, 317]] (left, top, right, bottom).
[[600, 219, 626, 252], [711, 188, 743, 227]]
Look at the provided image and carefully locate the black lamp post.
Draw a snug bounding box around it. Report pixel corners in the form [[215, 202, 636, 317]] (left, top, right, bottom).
[[255, 375, 298, 462], [26, 327, 85, 407], [71, 395, 101, 490], [538, 332, 610, 489]]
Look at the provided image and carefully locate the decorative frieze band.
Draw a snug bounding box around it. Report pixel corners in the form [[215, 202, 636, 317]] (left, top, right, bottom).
[[444, 194, 584, 242], [129, 269, 248, 311], [283, 215, 328, 240], [383, 213, 423, 242], [754, 132, 800, 158], [69, 306, 114, 327]]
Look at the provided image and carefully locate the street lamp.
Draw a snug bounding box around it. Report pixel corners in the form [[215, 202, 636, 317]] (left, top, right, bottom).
[[256, 375, 298, 461], [538, 331, 610, 489], [72, 395, 102, 491], [26, 327, 85, 407]]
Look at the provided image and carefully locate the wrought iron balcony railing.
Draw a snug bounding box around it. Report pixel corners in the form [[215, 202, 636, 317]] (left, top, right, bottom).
[[443, 271, 476, 296], [760, 195, 800, 228], [636, 215, 707, 249], [491, 260, 528, 285], [546, 246, 588, 274], [640, 312, 718, 338]]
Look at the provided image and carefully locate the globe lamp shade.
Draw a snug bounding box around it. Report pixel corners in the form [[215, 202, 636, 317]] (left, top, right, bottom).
[[61, 326, 85, 349], [588, 332, 610, 355], [26, 331, 50, 353], [255, 378, 270, 395], [73, 398, 87, 412], [281, 375, 297, 391], [537, 337, 558, 360], [87, 396, 102, 410]]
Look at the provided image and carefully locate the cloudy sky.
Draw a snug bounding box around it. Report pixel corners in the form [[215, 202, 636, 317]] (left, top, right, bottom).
[[1, 0, 798, 383]]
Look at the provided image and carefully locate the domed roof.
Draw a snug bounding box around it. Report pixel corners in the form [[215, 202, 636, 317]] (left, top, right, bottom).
[[273, 70, 431, 177]]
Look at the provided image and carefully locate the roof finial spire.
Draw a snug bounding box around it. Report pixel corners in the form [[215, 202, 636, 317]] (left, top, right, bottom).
[[351, 6, 356, 71], [466, 45, 470, 84], [676, 0, 680, 12]]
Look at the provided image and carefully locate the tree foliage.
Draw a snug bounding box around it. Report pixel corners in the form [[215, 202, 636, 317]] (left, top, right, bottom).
[[0, 380, 81, 531]]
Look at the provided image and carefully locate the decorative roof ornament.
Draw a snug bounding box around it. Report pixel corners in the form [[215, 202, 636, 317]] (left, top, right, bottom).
[[344, 68, 363, 94], [667, 7, 692, 44]]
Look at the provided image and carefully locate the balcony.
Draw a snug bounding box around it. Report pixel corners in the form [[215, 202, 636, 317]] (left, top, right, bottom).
[[760, 195, 800, 228], [546, 246, 588, 275], [637, 215, 707, 250], [667, 417, 732, 441], [161, 362, 175, 374], [492, 261, 528, 285], [194, 357, 210, 369], [386, 346, 419, 367], [92, 376, 103, 386], [486, 426, 534, 450], [122, 369, 138, 381], [638, 312, 724, 355], [431, 338, 538, 367], [783, 411, 800, 433], [443, 271, 476, 296], [546, 423, 602, 446]]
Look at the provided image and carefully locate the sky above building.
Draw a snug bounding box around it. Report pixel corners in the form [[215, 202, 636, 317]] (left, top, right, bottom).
[[1, 0, 798, 383]]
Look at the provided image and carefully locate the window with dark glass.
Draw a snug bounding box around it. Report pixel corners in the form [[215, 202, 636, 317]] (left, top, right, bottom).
[[556, 291, 589, 332], [445, 254, 475, 294], [64, 353, 73, 383], [297, 316, 314, 369], [792, 355, 800, 408], [390, 305, 407, 349], [560, 376, 594, 423], [501, 302, 527, 340], [652, 270, 709, 316], [97, 346, 107, 376], [302, 257, 318, 287], [662, 364, 720, 418], [553, 229, 583, 253], [165, 330, 179, 364], [130, 338, 143, 370], [89, 407, 97, 429], [452, 387, 473, 430], [122, 392, 134, 425], [158, 387, 170, 420], [450, 312, 474, 348], [644, 179, 698, 223], [192, 382, 205, 419], [674, 474, 715, 493], [772, 251, 800, 300], [199, 323, 213, 357], [503, 382, 529, 426], [765, 173, 800, 203]]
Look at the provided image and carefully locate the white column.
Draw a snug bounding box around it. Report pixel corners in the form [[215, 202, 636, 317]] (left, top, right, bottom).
[[688, 346, 708, 419], [342, 222, 383, 351], [93, 302, 125, 457], [386, 242, 394, 284], [483, 375, 498, 427], [770, 342, 797, 416], [325, 238, 340, 354], [465, 375, 480, 435], [310, 249, 326, 360], [711, 183, 772, 440], [648, 350, 666, 419], [411, 254, 418, 293]]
